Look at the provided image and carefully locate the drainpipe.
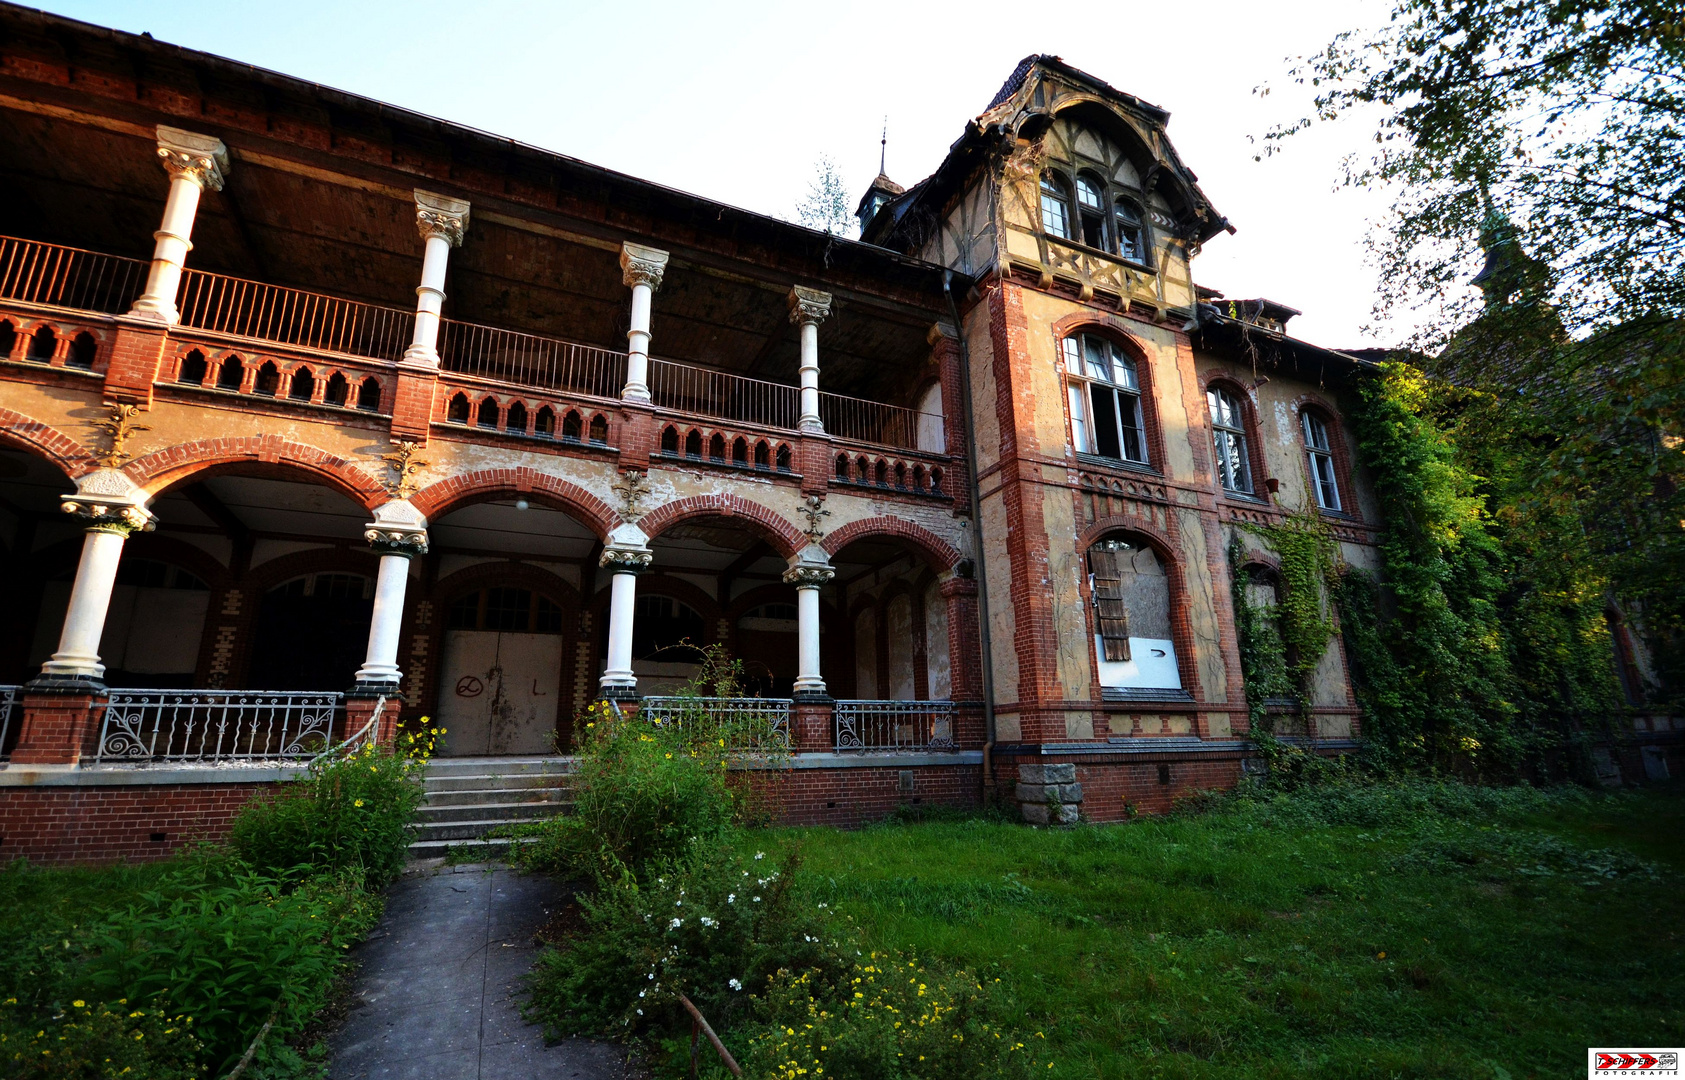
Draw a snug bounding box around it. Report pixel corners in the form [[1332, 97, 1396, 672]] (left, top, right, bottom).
[[943, 270, 998, 796]]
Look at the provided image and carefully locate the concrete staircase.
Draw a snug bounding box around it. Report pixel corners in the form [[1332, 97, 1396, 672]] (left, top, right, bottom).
[[409, 756, 577, 859]]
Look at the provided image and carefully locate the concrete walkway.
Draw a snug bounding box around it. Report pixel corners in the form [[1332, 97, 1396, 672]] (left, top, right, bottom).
[[329, 863, 636, 1080]]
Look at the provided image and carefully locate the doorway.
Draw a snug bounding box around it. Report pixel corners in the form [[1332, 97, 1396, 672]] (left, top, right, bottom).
[[436, 587, 564, 756]]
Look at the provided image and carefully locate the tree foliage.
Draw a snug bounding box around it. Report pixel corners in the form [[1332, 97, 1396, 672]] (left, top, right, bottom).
[[794, 155, 856, 236]]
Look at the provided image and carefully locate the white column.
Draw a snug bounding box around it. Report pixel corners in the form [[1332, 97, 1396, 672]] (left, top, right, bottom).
[[355, 508, 429, 687], [129, 127, 229, 324], [788, 286, 833, 433], [38, 498, 156, 681], [403, 191, 471, 366], [784, 561, 835, 697], [619, 243, 669, 402], [599, 547, 652, 696]]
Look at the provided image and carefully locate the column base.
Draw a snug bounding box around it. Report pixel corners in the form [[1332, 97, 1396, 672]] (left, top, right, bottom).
[[598, 683, 639, 702], [621, 385, 651, 403], [791, 689, 833, 704], [346, 680, 404, 700], [125, 301, 178, 324], [798, 419, 825, 435], [401, 345, 440, 367], [25, 672, 108, 695]]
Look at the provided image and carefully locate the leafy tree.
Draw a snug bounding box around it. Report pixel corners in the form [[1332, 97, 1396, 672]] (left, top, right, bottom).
[[794, 155, 855, 236]]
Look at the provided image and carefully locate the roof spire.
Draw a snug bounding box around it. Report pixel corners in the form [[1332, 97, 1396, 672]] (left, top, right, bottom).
[[880, 115, 887, 175]]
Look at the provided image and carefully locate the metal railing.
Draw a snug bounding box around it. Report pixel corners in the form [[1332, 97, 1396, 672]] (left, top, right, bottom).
[[438, 318, 625, 397], [640, 695, 792, 751], [650, 358, 801, 430], [0, 685, 19, 760], [820, 394, 941, 452], [834, 700, 958, 752], [176, 270, 414, 361], [95, 690, 343, 765], [0, 235, 148, 314]]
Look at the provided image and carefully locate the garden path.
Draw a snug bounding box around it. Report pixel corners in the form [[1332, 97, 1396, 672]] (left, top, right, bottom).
[[328, 863, 635, 1080]]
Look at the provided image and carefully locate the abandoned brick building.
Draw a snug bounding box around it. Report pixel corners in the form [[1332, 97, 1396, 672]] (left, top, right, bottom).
[[0, 8, 1671, 861]]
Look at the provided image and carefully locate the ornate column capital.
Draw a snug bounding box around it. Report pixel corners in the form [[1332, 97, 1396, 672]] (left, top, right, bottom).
[[600, 546, 654, 574], [156, 126, 229, 192], [782, 560, 835, 588], [788, 285, 833, 326], [364, 499, 430, 557], [620, 243, 670, 290], [415, 189, 471, 247], [60, 469, 156, 536]]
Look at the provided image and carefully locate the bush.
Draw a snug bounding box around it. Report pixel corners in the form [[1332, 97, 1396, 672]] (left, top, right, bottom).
[[745, 955, 1048, 1080], [0, 998, 203, 1080], [528, 845, 844, 1043], [230, 724, 433, 888]]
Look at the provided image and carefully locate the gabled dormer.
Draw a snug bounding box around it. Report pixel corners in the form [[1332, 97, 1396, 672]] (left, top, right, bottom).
[[862, 55, 1231, 315]]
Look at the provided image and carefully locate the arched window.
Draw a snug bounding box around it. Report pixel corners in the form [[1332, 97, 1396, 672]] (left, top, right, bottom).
[[477, 398, 500, 428], [447, 393, 470, 423], [732, 438, 748, 466], [661, 425, 679, 454], [1114, 198, 1146, 263], [754, 441, 771, 469], [324, 372, 349, 406], [563, 410, 583, 442], [588, 414, 609, 445], [27, 325, 56, 361], [1088, 537, 1180, 691], [217, 355, 244, 390], [0, 320, 15, 357], [178, 350, 208, 385], [357, 377, 382, 411], [254, 361, 280, 396], [775, 444, 792, 472], [506, 401, 528, 434], [1207, 385, 1253, 494], [68, 332, 97, 369], [685, 429, 703, 459], [1301, 410, 1342, 511], [535, 407, 556, 437], [288, 367, 314, 401], [1076, 173, 1108, 249], [1063, 333, 1147, 465], [709, 433, 726, 462], [1040, 171, 1073, 240]]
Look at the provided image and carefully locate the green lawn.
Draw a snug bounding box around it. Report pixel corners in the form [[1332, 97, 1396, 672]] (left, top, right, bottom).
[[745, 785, 1684, 1079]]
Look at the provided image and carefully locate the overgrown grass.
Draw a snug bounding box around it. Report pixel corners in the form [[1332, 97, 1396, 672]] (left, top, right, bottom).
[[739, 781, 1683, 1079]]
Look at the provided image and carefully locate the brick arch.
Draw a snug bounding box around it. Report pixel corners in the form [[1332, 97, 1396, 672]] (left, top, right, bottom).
[[822, 517, 963, 573], [0, 408, 91, 479], [409, 467, 619, 540], [431, 560, 581, 614], [639, 494, 805, 559], [124, 436, 387, 510]]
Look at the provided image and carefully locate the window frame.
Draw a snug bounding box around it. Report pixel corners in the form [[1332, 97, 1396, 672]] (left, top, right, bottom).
[[1206, 382, 1258, 496], [1039, 171, 1073, 240], [1300, 408, 1343, 512], [1038, 164, 1155, 269], [1062, 332, 1151, 467]]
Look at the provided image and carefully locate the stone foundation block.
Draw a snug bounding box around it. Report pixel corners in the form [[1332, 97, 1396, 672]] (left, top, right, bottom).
[[1020, 802, 1081, 826], [1017, 762, 1076, 785]]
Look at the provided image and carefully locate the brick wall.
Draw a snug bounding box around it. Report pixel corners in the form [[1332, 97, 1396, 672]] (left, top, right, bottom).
[[0, 783, 276, 864], [745, 764, 983, 827]]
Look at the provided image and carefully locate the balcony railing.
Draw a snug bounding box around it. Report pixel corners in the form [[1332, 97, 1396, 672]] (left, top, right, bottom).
[[438, 318, 625, 399], [0, 684, 19, 760], [640, 695, 791, 751], [0, 235, 954, 456], [834, 700, 957, 752], [176, 269, 414, 361], [95, 689, 342, 765], [0, 235, 147, 314]]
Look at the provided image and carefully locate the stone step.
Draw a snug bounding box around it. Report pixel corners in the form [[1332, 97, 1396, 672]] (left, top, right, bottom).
[[422, 786, 573, 808], [407, 835, 539, 859], [425, 756, 577, 776], [424, 772, 576, 793], [413, 817, 549, 843], [418, 800, 570, 824]]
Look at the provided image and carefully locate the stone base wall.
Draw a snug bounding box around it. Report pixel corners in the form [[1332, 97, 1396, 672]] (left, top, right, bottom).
[[0, 782, 276, 864]]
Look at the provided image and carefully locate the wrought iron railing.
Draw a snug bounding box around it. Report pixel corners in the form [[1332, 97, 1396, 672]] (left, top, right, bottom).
[[438, 318, 625, 397], [820, 394, 941, 452], [640, 695, 792, 751], [649, 358, 801, 430], [0, 235, 148, 314], [95, 690, 343, 765], [834, 700, 957, 752], [0, 684, 19, 760], [176, 270, 414, 361]]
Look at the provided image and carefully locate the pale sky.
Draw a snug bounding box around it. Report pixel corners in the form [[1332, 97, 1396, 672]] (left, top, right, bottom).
[[32, 0, 1403, 348]]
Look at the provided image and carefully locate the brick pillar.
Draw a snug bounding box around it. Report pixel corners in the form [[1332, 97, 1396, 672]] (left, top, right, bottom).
[[345, 693, 403, 749], [389, 361, 438, 442], [10, 691, 104, 765], [618, 401, 657, 472], [797, 432, 832, 497], [941, 576, 981, 702], [791, 699, 833, 753], [929, 324, 970, 515], [102, 322, 170, 406]]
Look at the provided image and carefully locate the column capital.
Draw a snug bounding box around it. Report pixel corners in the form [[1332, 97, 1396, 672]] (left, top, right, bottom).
[[415, 189, 471, 247], [620, 243, 670, 290], [783, 547, 835, 588], [600, 546, 654, 574], [365, 499, 429, 556], [156, 126, 229, 192], [60, 469, 155, 535], [788, 285, 833, 326]]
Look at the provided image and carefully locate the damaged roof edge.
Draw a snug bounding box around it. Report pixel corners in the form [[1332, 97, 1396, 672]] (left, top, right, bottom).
[[1, 3, 965, 297]]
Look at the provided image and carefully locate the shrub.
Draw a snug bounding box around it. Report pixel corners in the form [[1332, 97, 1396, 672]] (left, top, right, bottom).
[[0, 998, 203, 1080], [745, 955, 1048, 1080], [230, 723, 434, 888], [528, 845, 845, 1043]]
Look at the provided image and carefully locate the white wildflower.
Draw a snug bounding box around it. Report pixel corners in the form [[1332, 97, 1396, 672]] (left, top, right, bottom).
[[755, 852, 765, 860], [669, 918, 683, 929], [700, 917, 717, 927], [752, 896, 761, 903], [727, 893, 736, 903], [729, 979, 743, 991]]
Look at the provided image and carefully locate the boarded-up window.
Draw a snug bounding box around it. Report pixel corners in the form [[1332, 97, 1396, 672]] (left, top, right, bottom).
[[1088, 545, 1131, 662]]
